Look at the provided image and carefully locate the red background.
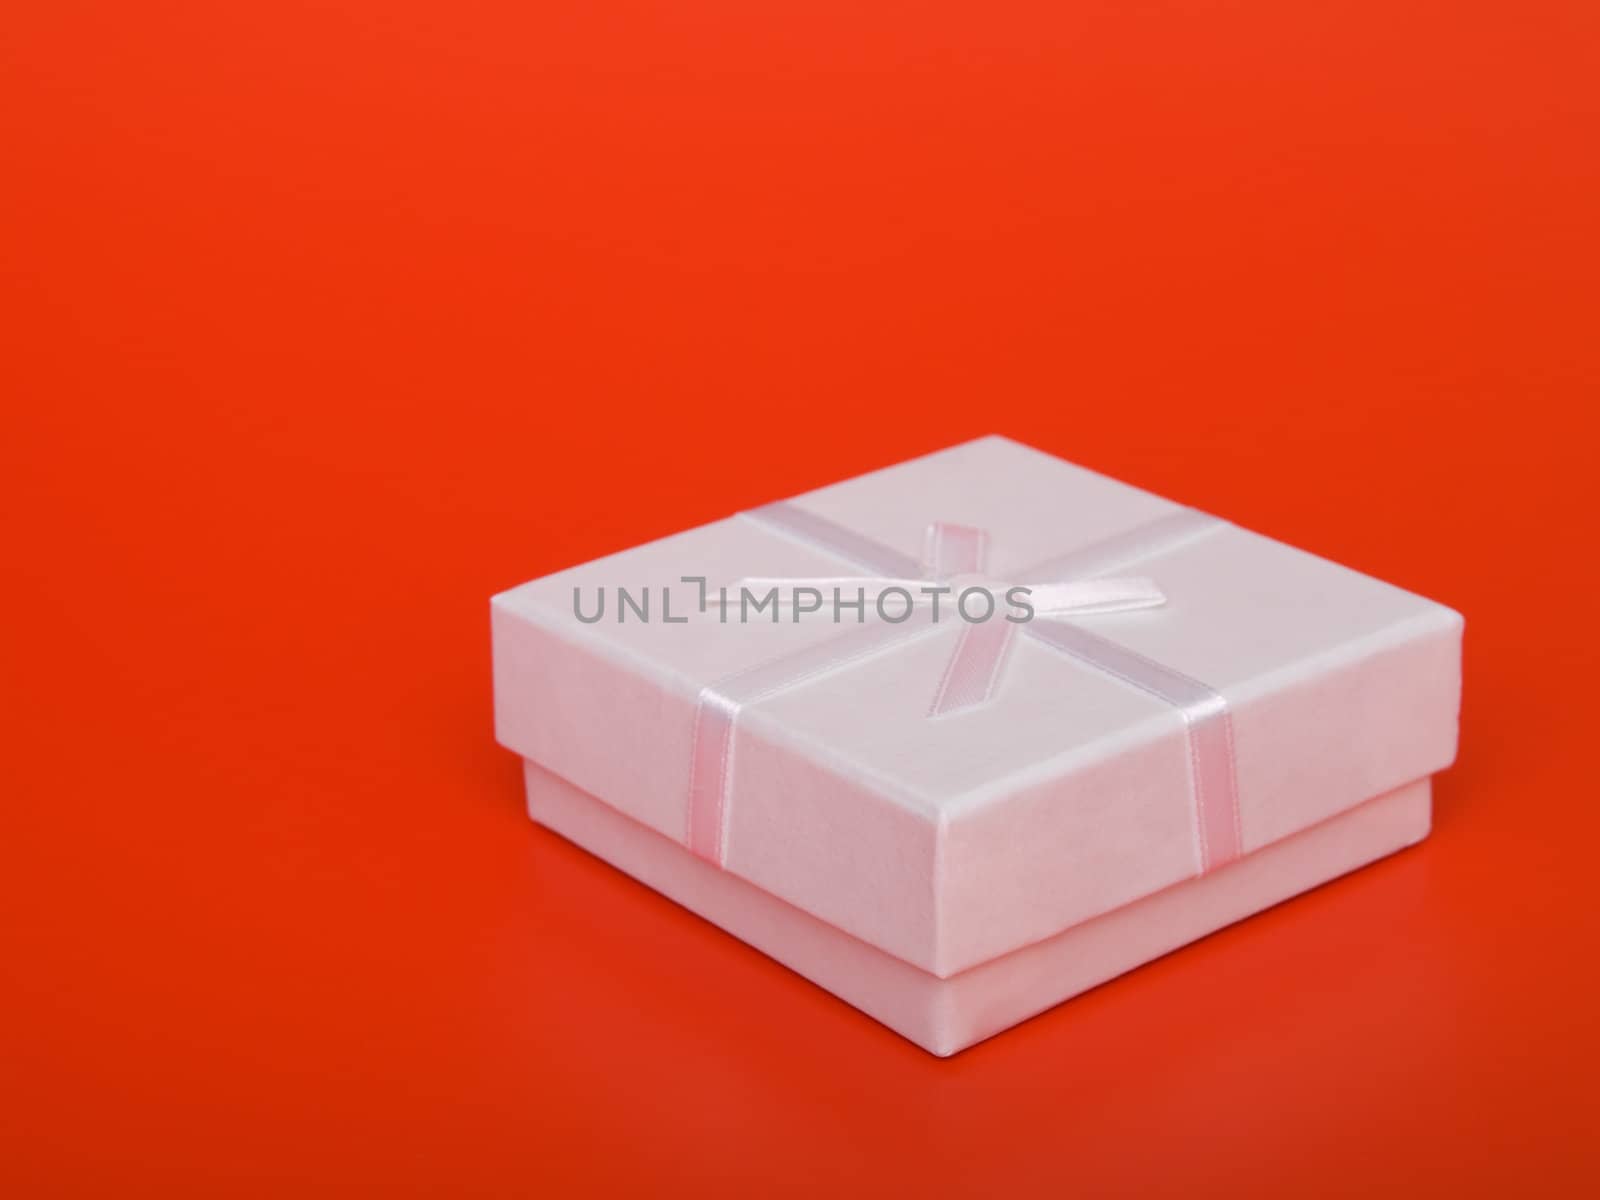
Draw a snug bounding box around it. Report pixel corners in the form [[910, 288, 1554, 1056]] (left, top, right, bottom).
[[4, 3, 1598, 1195]]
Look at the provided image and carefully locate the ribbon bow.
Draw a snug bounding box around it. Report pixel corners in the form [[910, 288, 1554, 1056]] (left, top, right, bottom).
[[686, 502, 1241, 876], [718, 520, 1169, 715]]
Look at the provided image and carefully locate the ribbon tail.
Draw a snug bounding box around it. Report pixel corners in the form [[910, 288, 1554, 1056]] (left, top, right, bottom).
[[1028, 577, 1166, 616], [929, 619, 1020, 717]]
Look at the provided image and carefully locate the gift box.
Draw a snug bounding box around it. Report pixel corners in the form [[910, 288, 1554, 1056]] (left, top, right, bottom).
[[491, 436, 1462, 1056]]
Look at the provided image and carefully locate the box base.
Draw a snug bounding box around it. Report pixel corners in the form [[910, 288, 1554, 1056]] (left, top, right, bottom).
[[523, 762, 1431, 1056]]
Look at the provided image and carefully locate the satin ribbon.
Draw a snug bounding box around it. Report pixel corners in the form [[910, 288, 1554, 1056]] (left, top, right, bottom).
[[685, 502, 1242, 877], [712, 571, 1168, 626]]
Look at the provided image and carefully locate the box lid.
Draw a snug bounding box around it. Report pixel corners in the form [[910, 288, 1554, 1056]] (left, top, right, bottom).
[[492, 436, 1462, 978]]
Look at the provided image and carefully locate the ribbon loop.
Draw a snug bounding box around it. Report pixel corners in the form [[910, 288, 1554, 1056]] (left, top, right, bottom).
[[924, 522, 989, 578]]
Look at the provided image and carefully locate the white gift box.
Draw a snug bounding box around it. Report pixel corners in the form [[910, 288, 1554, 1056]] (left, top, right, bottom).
[[491, 436, 1462, 1055]]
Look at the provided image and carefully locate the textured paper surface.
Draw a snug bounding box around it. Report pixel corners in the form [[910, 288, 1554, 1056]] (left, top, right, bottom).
[[492, 436, 1462, 976]]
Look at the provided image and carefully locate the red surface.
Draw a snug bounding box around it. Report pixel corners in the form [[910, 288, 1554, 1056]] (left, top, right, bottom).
[[4, 3, 1598, 1195]]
